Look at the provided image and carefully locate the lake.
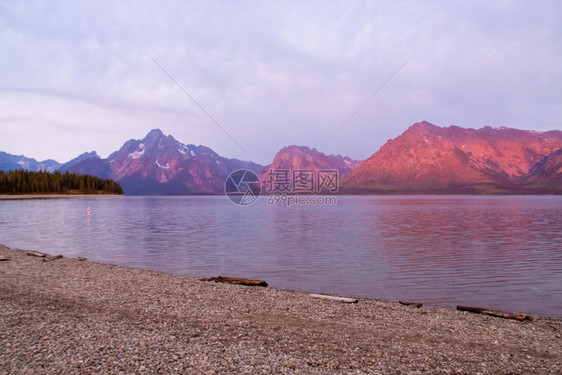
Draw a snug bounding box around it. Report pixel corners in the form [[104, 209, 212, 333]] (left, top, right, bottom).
[[1, 195, 561, 319]]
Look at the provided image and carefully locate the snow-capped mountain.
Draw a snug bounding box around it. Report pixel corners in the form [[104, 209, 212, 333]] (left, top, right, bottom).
[[0, 151, 60, 172], [59, 129, 264, 195]]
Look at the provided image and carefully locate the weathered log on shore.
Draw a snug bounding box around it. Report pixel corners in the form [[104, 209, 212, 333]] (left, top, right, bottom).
[[27, 251, 64, 262], [200, 276, 268, 287], [44, 255, 63, 262], [27, 252, 63, 262], [399, 301, 423, 308], [309, 294, 359, 304], [457, 305, 534, 321], [0, 255, 9, 261]]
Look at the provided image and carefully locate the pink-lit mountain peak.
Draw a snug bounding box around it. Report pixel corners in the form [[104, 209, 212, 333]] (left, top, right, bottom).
[[343, 122, 562, 194], [264, 145, 361, 176], [60, 129, 263, 195]]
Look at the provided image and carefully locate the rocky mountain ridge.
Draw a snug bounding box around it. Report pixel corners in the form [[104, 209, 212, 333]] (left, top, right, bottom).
[[59, 129, 263, 195], [342, 121, 562, 194], [3, 122, 561, 194]]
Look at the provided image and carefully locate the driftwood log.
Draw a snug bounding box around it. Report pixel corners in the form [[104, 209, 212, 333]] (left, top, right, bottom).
[[0, 255, 9, 261], [44, 255, 63, 262], [309, 294, 359, 304], [457, 305, 533, 321], [200, 276, 268, 287], [27, 252, 63, 262], [399, 301, 423, 308]]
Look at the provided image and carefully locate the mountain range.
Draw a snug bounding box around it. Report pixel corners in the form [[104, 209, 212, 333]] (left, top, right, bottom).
[[59, 129, 264, 195], [2, 121, 561, 194], [342, 121, 562, 194], [0, 151, 60, 173]]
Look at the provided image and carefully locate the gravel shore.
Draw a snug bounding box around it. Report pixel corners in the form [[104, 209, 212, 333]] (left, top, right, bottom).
[[1, 245, 561, 374]]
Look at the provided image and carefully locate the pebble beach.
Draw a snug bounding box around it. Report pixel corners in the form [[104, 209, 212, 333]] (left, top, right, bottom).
[[1, 245, 561, 374]]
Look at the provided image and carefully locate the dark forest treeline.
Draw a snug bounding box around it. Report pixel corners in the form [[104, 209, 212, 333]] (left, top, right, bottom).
[[0, 170, 123, 195]]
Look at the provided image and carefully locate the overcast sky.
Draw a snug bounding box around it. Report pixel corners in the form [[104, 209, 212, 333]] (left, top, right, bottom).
[[1, 1, 561, 165]]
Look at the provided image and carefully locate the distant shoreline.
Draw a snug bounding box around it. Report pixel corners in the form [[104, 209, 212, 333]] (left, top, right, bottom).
[[2, 193, 561, 201], [0, 194, 123, 200]]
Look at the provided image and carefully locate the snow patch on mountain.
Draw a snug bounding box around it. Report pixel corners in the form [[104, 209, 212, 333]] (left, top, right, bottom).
[[156, 160, 170, 169], [129, 144, 145, 159]]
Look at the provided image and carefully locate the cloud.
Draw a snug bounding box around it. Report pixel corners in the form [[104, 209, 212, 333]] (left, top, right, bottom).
[[1, 0, 561, 164]]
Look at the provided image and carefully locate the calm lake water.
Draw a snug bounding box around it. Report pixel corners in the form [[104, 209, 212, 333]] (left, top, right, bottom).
[[1, 195, 561, 319]]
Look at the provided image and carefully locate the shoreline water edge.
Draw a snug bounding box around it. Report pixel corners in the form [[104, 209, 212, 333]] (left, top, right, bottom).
[[1, 245, 560, 373], [0, 194, 124, 200]]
